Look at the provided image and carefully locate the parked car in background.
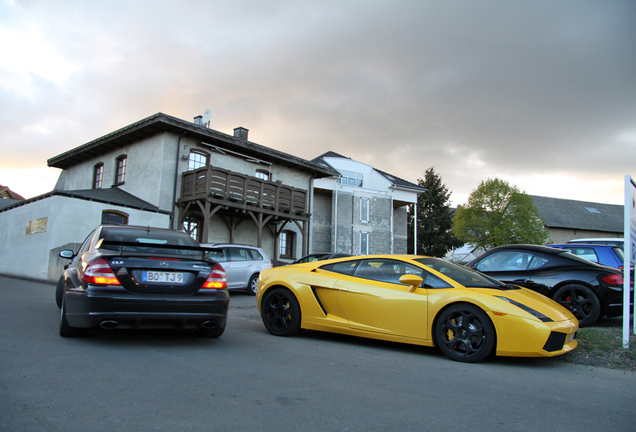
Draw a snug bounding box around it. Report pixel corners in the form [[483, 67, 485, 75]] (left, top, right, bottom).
[[466, 244, 627, 327], [201, 243, 272, 295], [257, 255, 578, 363], [56, 225, 229, 338], [292, 252, 351, 264], [567, 238, 624, 248], [548, 244, 625, 269]]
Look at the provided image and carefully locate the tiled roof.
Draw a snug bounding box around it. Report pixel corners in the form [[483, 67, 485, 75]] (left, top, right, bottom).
[[531, 195, 623, 233], [0, 198, 22, 209], [0, 187, 169, 214], [47, 113, 338, 178], [0, 185, 25, 200]]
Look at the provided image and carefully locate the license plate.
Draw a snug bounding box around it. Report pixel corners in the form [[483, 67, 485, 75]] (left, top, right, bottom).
[[142, 271, 184, 284]]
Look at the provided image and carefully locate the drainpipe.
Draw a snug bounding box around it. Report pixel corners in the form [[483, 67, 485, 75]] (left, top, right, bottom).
[[170, 132, 187, 230], [334, 177, 340, 253], [413, 202, 418, 255], [390, 185, 396, 254], [307, 174, 316, 255]]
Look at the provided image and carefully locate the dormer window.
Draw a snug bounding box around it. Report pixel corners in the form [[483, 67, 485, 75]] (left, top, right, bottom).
[[93, 163, 104, 189], [115, 155, 127, 184], [338, 170, 363, 187]]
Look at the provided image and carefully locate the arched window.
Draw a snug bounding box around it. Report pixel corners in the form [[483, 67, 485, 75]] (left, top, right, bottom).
[[183, 215, 202, 241], [102, 210, 128, 225], [188, 151, 209, 171], [279, 230, 295, 259], [115, 155, 127, 184], [93, 163, 104, 189], [255, 169, 271, 181]]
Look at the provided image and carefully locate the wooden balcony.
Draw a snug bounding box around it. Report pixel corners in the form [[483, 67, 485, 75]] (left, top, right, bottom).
[[179, 166, 309, 219]]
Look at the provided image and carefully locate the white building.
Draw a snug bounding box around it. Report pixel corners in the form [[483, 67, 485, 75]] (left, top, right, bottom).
[[307, 152, 425, 256], [0, 114, 424, 281]]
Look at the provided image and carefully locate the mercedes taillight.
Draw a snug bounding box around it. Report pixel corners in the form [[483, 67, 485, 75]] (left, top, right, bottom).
[[82, 258, 121, 285], [202, 264, 227, 289]]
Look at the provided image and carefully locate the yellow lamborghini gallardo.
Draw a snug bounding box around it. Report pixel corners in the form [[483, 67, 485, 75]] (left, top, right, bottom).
[[256, 255, 578, 363]]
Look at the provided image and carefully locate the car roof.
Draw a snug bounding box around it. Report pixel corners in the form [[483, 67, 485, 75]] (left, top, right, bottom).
[[567, 238, 623, 242], [486, 244, 565, 256], [201, 243, 261, 249], [549, 243, 616, 248]]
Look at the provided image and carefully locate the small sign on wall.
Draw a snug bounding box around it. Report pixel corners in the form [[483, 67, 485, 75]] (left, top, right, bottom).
[[26, 217, 48, 235]]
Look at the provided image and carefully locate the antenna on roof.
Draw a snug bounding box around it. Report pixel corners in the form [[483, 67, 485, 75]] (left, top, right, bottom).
[[202, 109, 212, 128]]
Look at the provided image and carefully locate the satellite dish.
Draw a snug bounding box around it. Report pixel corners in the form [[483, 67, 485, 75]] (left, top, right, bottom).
[[202, 109, 212, 127]]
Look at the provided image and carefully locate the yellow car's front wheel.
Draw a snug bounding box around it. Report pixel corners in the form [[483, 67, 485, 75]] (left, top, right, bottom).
[[435, 304, 495, 363], [261, 288, 302, 336]]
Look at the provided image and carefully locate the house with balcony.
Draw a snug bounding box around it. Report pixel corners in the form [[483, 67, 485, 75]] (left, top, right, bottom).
[[0, 113, 426, 281], [0, 112, 337, 280]]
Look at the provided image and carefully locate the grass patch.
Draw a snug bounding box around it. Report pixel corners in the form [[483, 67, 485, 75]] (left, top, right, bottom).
[[557, 322, 636, 371]]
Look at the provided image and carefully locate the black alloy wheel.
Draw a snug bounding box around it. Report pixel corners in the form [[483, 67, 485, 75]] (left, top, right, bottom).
[[261, 288, 301, 336], [552, 284, 601, 327], [435, 304, 495, 363], [246, 274, 259, 296], [55, 276, 64, 309], [59, 298, 84, 337]]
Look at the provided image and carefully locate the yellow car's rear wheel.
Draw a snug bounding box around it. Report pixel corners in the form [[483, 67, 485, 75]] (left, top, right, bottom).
[[435, 304, 495, 363], [261, 288, 301, 336]]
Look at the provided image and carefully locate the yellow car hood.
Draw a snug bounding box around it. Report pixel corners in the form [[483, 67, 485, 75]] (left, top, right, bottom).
[[471, 286, 577, 323]]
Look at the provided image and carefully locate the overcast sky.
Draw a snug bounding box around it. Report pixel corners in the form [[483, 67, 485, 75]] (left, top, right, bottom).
[[1, 0, 635, 206]]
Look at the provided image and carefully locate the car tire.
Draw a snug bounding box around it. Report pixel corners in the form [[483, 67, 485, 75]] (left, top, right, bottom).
[[435, 303, 495, 363], [59, 298, 84, 337], [55, 276, 64, 309], [195, 322, 226, 338], [552, 284, 601, 327], [261, 287, 302, 337], [246, 274, 259, 296]]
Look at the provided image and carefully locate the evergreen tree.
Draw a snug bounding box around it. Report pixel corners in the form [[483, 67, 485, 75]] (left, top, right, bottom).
[[407, 167, 463, 257], [451, 178, 550, 249]]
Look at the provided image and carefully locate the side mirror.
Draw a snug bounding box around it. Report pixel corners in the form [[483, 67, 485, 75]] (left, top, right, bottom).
[[59, 250, 75, 260], [399, 274, 424, 292]]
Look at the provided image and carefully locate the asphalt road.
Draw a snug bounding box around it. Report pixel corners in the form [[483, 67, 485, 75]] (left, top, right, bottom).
[[1, 275, 635, 431]]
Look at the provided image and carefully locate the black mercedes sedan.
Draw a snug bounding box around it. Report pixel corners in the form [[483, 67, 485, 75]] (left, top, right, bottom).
[[56, 225, 229, 338], [466, 244, 628, 327]]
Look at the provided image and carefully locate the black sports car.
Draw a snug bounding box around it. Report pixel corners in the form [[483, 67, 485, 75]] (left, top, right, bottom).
[[466, 244, 628, 327], [292, 252, 351, 264], [56, 225, 229, 337]]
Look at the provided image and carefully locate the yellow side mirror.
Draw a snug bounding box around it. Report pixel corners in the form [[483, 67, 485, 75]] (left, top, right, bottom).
[[399, 274, 424, 292]]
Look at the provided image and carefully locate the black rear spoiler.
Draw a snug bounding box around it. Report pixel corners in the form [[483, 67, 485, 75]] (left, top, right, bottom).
[[98, 239, 218, 259]]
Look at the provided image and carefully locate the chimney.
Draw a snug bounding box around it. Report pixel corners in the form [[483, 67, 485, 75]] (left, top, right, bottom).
[[193, 115, 203, 126], [233, 127, 249, 141]]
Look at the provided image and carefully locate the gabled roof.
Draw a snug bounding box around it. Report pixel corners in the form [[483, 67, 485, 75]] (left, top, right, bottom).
[[0, 185, 25, 200], [312, 152, 425, 192], [531, 195, 624, 233], [0, 187, 169, 214], [47, 113, 338, 178]]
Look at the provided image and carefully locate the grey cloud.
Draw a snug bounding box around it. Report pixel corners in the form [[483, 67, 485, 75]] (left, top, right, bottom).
[[1, 0, 634, 204]]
